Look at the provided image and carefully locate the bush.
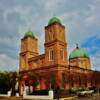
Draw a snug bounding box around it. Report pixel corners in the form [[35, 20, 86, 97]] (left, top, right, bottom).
[[29, 88, 71, 99], [29, 90, 49, 95], [54, 89, 69, 98], [29, 89, 69, 98], [69, 88, 76, 96], [0, 72, 11, 94]]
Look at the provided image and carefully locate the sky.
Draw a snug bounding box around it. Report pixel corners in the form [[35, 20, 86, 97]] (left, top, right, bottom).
[[0, 0, 100, 71]]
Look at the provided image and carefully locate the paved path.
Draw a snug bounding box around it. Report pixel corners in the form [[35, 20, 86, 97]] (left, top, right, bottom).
[[76, 94, 100, 100], [59, 94, 100, 100], [0, 97, 23, 100], [0, 94, 100, 100]]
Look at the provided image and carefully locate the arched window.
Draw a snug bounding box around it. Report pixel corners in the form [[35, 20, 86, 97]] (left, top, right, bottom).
[[48, 30, 54, 41], [21, 55, 26, 69], [80, 60, 83, 68], [50, 74, 56, 89], [49, 49, 54, 61], [70, 78, 74, 88], [62, 73, 67, 89], [51, 33, 54, 40], [60, 49, 64, 60], [79, 76, 81, 87], [48, 32, 51, 41]]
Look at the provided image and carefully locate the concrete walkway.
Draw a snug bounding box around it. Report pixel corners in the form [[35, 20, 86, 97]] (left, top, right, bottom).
[[0, 96, 77, 100], [1, 94, 100, 100], [59, 96, 77, 100]]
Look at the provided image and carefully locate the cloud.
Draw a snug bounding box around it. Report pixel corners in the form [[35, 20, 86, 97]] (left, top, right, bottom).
[[81, 34, 100, 71], [0, 0, 100, 71], [81, 34, 100, 55], [91, 56, 100, 71], [0, 54, 18, 71]]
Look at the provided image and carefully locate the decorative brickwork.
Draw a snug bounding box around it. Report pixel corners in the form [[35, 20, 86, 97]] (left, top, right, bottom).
[[19, 17, 100, 95]]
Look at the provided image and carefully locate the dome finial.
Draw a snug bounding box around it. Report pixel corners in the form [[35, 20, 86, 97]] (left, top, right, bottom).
[[76, 43, 79, 49], [69, 46, 89, 59], [24, 31, 35, 38], [48, 16, 61, 25]]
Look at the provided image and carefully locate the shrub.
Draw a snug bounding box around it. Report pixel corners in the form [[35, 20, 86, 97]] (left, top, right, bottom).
[[69, 88, 76, 96], [54, 89, 69, 98], [29, 90, 49, 95]]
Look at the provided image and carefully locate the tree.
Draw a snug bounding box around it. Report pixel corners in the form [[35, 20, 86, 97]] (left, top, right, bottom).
[[32, 80, 39, 90], [10, 71, 18, 96], [0, 71, 11, 94], [0, 71, 18, 95]]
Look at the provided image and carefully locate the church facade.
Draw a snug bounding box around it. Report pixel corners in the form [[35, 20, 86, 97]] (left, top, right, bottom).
[[19, 17, 100, 95]]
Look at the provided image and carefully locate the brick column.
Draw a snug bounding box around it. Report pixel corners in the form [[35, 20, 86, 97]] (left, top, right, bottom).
[[19, 80, 25, 96], [65, 75, 70, 90], [40, 78, 46, 90], [56, 72, 62, 88]]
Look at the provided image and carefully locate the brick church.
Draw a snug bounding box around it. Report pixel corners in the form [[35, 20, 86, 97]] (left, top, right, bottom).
[[19, 17, 100, 95]]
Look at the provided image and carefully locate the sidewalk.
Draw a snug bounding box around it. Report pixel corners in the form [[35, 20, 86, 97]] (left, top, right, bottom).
[[58, 93, 100, 100], [0, 96, 77, 100], [0, 96, 78, 100], [55, 96, 77, 100], [1, 94, 100, 100]]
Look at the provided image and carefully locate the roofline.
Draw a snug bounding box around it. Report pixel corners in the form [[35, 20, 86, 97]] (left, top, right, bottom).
[[28, 54, 45, 62], [21, 36, 38, 41], [45, 22, 65, 29], [69, 56, 90, 60]]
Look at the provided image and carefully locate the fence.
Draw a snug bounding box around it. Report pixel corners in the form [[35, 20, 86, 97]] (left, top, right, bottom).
[[0, 91, 11, 97], [23, 90, 54, 100]]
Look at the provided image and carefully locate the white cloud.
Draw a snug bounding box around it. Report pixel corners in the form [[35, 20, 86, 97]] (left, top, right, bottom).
[[0, 0, 100, 71], [91, 56, 100, 71], [0, 54, 18, 71]]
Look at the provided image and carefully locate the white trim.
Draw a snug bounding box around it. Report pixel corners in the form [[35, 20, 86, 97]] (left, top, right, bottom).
[[0, 91, 11, 97], [23, 90, 53, 100]]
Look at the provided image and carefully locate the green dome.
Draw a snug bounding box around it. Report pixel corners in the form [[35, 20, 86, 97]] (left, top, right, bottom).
[[48, 16, 61, 25], [69, 48, 89, 59], [24, 31, 35, 38]]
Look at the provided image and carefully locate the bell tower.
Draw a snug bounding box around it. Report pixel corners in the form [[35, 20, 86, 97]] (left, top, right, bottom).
[[44, 17, 68, 66], [19, 31, 38, 71]]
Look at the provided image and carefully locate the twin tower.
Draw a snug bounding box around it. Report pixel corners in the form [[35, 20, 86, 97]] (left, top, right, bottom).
[[19, 16, 90, 72], [19, 17, 68, 71], [19, 17, 91, 91]]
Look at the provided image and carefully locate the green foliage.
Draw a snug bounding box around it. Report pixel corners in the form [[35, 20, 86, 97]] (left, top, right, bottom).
[[0, 71, 18, 95], [69, 88, 76, 96], [0, 71, 11, 94], [29, 90, 49, 95], [54, 89, 69, 99], [32, 80, 39, 88], [10, 72, 18, 96]]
